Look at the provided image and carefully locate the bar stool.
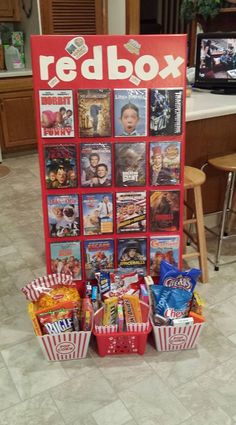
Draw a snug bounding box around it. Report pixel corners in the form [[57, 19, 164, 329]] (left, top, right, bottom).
[[182, 166, 209, 283], [208, 152, 236, 271]]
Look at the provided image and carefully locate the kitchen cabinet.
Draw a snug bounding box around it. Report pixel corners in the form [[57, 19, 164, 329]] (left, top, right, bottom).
[[0, 77, 37, 153], [0, 0, 20, 21]]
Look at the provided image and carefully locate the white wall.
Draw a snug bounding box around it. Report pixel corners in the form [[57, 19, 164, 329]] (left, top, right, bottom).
[[108, 0, 126, 34]]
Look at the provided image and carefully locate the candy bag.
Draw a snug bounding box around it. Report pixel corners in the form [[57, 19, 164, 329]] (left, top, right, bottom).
[[159, 260, 200, 293], [151, 285, 192, 319], [37, 308, 74, 335]]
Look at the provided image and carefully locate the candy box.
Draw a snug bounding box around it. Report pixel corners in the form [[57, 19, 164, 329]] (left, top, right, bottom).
[[93, 301, 152, 356], [151, 319, 205, 352]]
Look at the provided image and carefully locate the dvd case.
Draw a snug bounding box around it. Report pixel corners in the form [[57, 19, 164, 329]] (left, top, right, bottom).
[[78, 89, 112, 137], [50, 241, 81, 280], [114, 89, 147, 137], [80, 143, 112, 187], [84, 239, 114, 279], [115, 142, 146, 187], [150, 235, 180, 277], [150, 88, 183, 136], [150, 141, 181, 185], [82, 193, 113, 235], [150, 190, 180, 232], [44, 145, 77, 189], [118, 238, 147, 274], [39, 90, 74, 138], [47, 194, 80, 238], [116, 191, 146, 233]]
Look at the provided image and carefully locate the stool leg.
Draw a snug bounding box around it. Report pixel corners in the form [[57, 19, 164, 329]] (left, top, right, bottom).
[[215, 171, 233, 271], [194, 185, 209, 283], [228, 182, 236, 234], [183, 190, 188, 253], [226, 172, 236, 235]]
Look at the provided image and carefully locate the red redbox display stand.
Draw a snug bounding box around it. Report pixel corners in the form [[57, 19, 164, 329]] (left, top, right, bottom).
[[31, 34, 187, 282]]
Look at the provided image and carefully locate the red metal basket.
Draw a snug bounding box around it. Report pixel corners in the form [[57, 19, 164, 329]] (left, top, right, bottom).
[[93, 325, 152, 356]]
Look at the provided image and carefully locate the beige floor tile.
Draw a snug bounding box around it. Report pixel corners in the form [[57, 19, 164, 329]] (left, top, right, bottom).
[[1, 338, 68, 401], [0, 392, 65, 425]]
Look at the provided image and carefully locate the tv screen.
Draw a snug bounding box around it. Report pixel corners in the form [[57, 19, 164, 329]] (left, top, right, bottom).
[[194, 32, 236, 94]]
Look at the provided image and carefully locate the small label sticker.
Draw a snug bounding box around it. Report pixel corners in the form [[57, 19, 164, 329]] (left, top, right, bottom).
[[65, 37, 88, 60], [124, 39, 141, 55], [129, 75, 141, 86], [48, 76, 59, 88]]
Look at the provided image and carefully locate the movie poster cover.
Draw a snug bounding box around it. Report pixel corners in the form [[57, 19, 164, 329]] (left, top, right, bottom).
[[150, 141, 181, 186], [84, 239, 114, 279], [80, 143, 112, 187], [82, 193, 113, 235], [116, 191, 146, 233], [47, 194, 80, 238], [78, 89, 111, 138], [50, 241, 81, 280], [115, 142, 146, 187], [150, 235, 180, 277], [150, 190, 180, 232], [44, 145, 77, 189], [39, 90, 74, 138], [118, 238, 147, 274], [150, 88, 183, 136], [114, 89, 147, 137]]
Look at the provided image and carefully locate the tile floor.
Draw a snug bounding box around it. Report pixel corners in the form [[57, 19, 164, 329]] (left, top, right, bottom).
[[0, 153, 236, 425]]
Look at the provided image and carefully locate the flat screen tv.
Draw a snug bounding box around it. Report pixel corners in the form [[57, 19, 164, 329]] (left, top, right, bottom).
[[194, 32, 236, 94]]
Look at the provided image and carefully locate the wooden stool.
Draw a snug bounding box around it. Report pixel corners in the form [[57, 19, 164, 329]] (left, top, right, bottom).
[[208, 152, 236, 271], [182, 166, 209, 283]]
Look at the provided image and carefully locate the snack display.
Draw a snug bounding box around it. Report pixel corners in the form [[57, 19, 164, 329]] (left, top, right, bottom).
[[22, 266, 205, 358]]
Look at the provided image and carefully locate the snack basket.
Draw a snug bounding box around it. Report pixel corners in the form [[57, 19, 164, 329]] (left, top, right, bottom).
[[22, 274, 92, 362], [151, 319, 205, 352], [93, 301, 152, 356]]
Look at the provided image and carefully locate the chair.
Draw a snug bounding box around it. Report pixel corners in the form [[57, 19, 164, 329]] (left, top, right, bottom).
[[207, 152, 236, 271], [182, 166, 209, 283]]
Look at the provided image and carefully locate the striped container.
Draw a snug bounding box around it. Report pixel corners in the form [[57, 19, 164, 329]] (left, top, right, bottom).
[[37, 331, 91, 361], [152, 322, 205, 351]]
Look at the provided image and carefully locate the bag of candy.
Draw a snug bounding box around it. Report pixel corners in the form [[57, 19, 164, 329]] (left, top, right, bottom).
[[159, 260, 200, 293]]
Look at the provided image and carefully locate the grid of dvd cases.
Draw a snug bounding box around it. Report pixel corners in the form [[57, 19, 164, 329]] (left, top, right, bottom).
[[40, 87, 184, 282]]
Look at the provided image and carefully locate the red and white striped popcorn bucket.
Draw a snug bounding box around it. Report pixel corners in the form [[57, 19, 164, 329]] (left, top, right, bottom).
[[37, 331, 91, 361], [152, 321, 205, 351], [21, 273, 91, 361]]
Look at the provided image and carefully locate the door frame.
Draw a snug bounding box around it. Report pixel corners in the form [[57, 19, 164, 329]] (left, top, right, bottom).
[[126, 0, 140, 34]]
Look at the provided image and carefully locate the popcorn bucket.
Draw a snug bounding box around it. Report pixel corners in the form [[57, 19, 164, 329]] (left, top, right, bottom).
[[37, 331, 91, 361], [152, 320, 205, 351], [22, 273, 92, 361]]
